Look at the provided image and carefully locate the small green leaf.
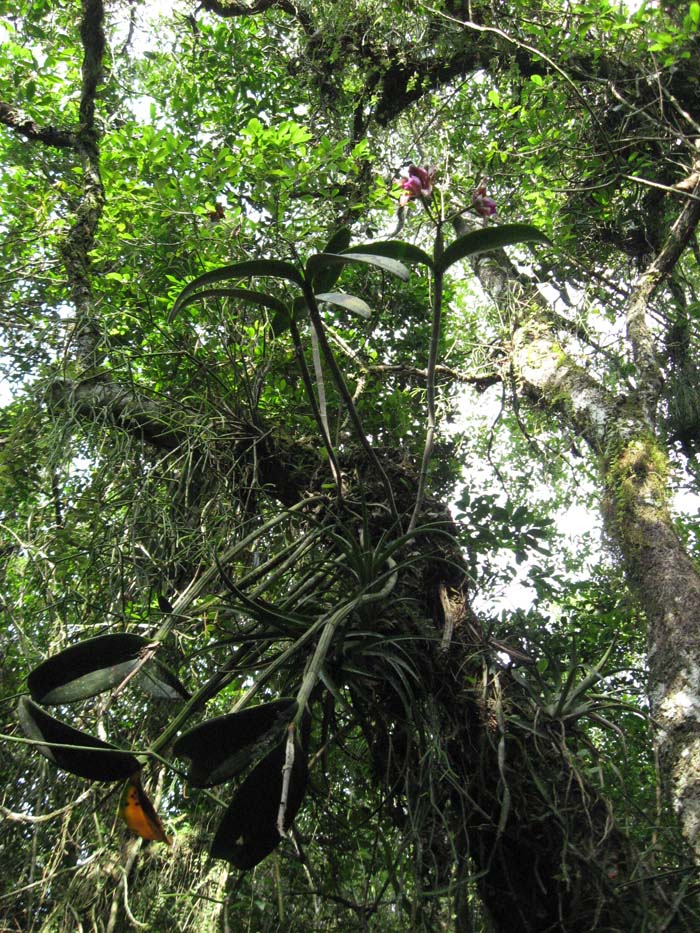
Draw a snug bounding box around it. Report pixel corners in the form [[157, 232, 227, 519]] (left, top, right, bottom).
[[342, 240, 433, 269], [173, 698, 298, 787], [438, 223, 550, 273], [170, 260, 303, 320], [306, 252, 410, 282], [17, 697, 140, 782], [316, 292, 372, 318], [211, 737, 307, 869]]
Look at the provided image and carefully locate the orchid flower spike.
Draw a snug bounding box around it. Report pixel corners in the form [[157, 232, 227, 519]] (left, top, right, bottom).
[[472, 177, 497, 218], [399, 164, 437, 207]]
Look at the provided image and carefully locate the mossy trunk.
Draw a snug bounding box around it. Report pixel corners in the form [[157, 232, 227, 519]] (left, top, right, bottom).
[[604, 432, 700, 864], [503, 254, 700, 863], [451, 210, 700, 864]]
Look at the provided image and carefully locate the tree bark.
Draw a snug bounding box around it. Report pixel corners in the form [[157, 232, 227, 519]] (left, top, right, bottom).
[[455, 209, 700, 865]]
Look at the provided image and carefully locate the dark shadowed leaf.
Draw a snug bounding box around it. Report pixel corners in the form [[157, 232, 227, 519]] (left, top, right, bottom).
[[270, 295, 307, 338], [210, 736, 308, 869], [169, 259, 304, 320], [157, 594, 174, 614], [137, 658, 191, 701], [173, 698, 298, 787], [168, 286, 288, 319], [17, 697, 140, 782], [311, 228, 352, 292], [315, 292, 372, 318], [305, 252, 410, 282], [323, 227, 352, 255], [270, 309, 291, 337], [438, 223, 550, 273], [342, 240, 433, 268], [270, 301, 295, 338], [28, 634, 189, 704], [28, 634, 145, 703]]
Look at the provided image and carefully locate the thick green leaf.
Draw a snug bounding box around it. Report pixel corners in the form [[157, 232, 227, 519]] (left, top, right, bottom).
[[315, 292, 372, 319], [342, 240, 433, 268], [169, 259, 304, 320], [137, 659, 191, 701], [173, 698, 298, 787], [312, 228, 352, 292], [323, 227, 352, 255], [270, 309, 292, 338], [28, 634, 189, 704], [211, 737, 307, 869], [169, 287, 289, 318], [29, 634, 145, 703], [17, 697, 140, 782], [305, 252, 410, 282], [438, 223, 550, 273], [270, 294, 306, 338]]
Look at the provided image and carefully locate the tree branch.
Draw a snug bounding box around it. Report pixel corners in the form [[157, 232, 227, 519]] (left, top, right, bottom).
[[455, 212, 700, 865], [367, 363, 500, 391], [626, 171, 700, 419], [50, 377, 188, 451], [200, 0, 313, 33], [0, 102, 76, 147], [58, 0, 106, 368]]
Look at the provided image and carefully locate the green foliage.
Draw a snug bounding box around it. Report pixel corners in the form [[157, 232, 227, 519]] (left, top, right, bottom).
[[2, 0, 700, 929]]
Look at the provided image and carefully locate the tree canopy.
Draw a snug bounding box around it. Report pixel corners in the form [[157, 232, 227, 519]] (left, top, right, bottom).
[[2, 0, 700, 930]]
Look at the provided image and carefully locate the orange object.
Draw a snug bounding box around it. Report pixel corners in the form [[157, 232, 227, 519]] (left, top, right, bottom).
[[119, 771, 171, 845]]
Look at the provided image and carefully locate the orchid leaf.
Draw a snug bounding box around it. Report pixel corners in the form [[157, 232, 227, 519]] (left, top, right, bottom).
[[169, 286, 289, 319], [438, 223, 550, 273], [170, 259, 303, 320], [311, 228, 352, 292], [271, 295, 306, 337], [28, 634, 189, 704], [342, 240, 433, 268], [173, 698, 298, 787], [137, 659, 191, 701], [210, 736, 307, 868], [315, 292, 372, 319], [270, 309, 292, 337], [305, 252, 410, 282], [17, 697, 140, 782]]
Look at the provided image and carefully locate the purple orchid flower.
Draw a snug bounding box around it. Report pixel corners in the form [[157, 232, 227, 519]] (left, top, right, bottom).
[[472, 178, 497, 218], [399, 164, 437, 206]]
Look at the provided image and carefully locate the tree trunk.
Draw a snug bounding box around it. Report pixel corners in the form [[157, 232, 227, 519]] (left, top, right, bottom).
[[456, 210, 700, 865]]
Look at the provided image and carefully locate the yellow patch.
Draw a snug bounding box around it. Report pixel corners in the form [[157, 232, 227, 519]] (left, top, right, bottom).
[[119, 772, 171, 845]]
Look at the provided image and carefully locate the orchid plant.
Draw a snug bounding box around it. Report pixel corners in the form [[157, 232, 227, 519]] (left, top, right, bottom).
[[15, 176, 548, 870]]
